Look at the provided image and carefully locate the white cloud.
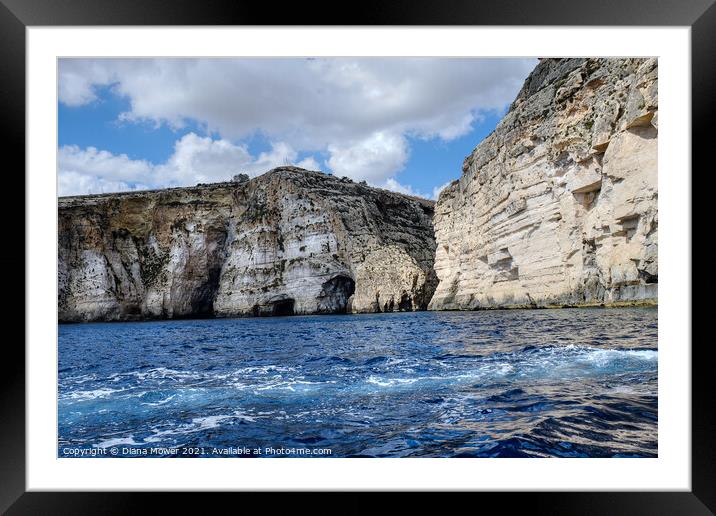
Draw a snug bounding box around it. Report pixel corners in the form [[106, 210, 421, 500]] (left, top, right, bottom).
[[58, 134, 321, 196], [327, 131, 408, 183], [58, 171, 149, 197], [296, 156, 321, 171], [432, 181, 454, 201], [58, 145, 154, 195], [58, 60, 117, 106], [155, 133, 253, 185], [249, 141, 321, 175], [58, 58, 537, 194], [382, 178, 428, 198]]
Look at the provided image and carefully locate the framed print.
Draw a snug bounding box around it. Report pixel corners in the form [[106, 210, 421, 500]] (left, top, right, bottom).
[[2, 0, 712, 512]]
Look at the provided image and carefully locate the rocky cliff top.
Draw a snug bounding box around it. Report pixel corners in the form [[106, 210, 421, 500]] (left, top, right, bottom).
[[59, 166, 435, 210]]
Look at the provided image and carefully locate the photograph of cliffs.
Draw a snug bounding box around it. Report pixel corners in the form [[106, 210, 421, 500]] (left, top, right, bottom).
[[58, 57, 658, 458]]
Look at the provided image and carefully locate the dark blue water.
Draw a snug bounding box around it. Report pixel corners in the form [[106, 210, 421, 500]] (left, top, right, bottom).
[[58, 308, 657, 458]]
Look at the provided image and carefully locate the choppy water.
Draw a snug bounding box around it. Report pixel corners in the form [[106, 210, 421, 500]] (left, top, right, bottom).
[[58, 308, 657, 458]]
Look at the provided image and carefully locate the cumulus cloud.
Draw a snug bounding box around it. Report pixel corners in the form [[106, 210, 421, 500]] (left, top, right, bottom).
[[327, 131, 408, 183], [58, 171, 149, 197], [58, 134, 322, 196], [58, 146, 153, 195], [58, 60, 117, 106], [432, 180, 454, 201], [59, 57, 536, 192], [154, 133, 254, 185], [382, 178, 428, 198]]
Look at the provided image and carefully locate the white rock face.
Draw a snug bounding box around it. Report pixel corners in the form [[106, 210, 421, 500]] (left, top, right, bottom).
[[58, 168, 437, 321], [429, 58, 658, 310]]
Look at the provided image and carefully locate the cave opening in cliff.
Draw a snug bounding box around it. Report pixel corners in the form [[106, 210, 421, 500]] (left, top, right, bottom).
[[398, 292, 413, 311], [317, 275, 356, 314], [271, 299, 295, 316]]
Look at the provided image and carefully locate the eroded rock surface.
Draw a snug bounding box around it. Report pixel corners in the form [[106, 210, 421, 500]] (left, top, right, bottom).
[[429, 58, 658, 310], [59, 168, 437, 321]]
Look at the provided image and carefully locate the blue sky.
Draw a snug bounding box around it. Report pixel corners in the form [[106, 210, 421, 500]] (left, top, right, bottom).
[[58, 58, 536, 198]]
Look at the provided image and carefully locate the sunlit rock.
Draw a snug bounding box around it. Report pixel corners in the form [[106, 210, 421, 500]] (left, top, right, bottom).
[[429, 58, 658, 310], [58, 167, 437, 321]]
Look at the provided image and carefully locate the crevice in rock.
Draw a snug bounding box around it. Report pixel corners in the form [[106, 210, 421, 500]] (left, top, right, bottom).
[[614, 214, 640, 241], [489, 248, 519, 283], [398, 292, 413, 311], [638, 270, 658, 284]]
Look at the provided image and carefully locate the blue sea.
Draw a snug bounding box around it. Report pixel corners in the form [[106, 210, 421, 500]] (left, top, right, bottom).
[[58, 308, 658, 458]]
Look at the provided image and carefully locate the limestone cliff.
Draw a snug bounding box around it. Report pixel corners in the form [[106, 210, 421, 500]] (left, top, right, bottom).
[[429, 58, 658, 310], [59, 168, 437, 322]]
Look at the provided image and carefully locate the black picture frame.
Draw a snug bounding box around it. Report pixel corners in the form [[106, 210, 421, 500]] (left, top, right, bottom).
[[1, 0, 709, 512]]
